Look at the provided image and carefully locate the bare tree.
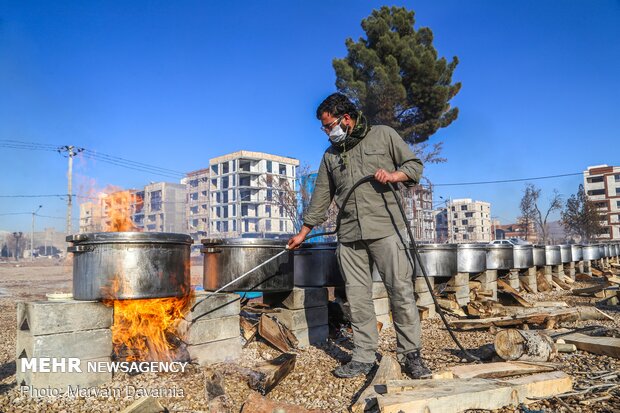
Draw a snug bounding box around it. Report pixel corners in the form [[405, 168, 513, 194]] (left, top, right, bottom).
[[520, 183, 562, 244], [561, 184, 605, 242]]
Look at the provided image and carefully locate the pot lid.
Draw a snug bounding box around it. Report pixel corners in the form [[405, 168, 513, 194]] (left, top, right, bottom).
[[67, 232, 193, 245]]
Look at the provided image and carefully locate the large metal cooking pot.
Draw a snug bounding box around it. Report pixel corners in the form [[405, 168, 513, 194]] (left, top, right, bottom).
[[414, 244, 457, 278], [513, 245, 534, 269], [559, 245, 572, 263], [570, 245, 583, 262], [457, 244, 487, 273], [614, 244, 619, 257], [533, 245, 546, 266], [202, 238, 293, 292], [67, 232, 192, 301], [545, 245, 561, 266], [598, 244, 605, 258], [582, 245, 600, 261], [604, 244, 611, 258], [293, 242, 341, 287], [486, 245, 514, 270]]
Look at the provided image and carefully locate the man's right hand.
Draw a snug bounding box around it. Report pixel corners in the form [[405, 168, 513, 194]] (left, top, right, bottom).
[[287, 233, 306, 250], [287, 224, 313, 250]]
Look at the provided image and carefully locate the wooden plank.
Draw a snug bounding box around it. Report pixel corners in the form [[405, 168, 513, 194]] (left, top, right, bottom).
[[533, 301, 568, 308], [497, 279, 532, 307], [350, 355, 401, 413], [248, 353, 297, 395], [258, 314, 297, 352], [552, 276, 571, 290], [536, 272, 552, 292], [562, 333, 620, 359], [572, 284, 607, 296], [430, 361, 555, 380], [436, 298, 466, 317], [449, 308, 579, 331], [575, 272, 595, 281], [379, 372, 572, 413]]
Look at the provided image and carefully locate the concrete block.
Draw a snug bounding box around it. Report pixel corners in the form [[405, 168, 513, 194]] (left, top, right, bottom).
[[544, 266, 553, 283], [372, 282, 388, 299], [415, 291, 434, 307], [16, 329, 112, 360], [178, 315, 239, 345], [373, 297, 390, 315], [292, 324, 329, 348], [519, 267, 538, 293], [16, 356, 112, 393], [263, 287, 328, 310], [476, 270, 497, 285], [414, 276, 434, 293], [188, 336, 242, 365], [565, 262, 576, 279], [272, 306, 327, 330], [17, 300, 112, 336], [186, 292, 240, 323], [451, 273, 469, 287]]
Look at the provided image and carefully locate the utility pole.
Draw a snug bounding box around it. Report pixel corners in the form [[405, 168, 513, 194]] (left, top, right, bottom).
[[12, 232, 23, 261], [31, 205, 42, 261], [58, 145, 83, 235]]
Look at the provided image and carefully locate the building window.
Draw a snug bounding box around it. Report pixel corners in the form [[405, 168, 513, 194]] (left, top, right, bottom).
[[222, 162, 229, 174], [465, 212, 473, 218], [265, 205, 271, 217], [222, 177, 229, 189], [587, 176, 604, 183], [615, 174, 620, 182], [462, 219, 468, 225], [460, 205, 467, 211], [280, 220, 284, 232], [211, 165, 218, 175], [617, 200, 620, 208], [265, 219, 271, 231], [616, 187, 620, 196], [266, 189, 273, 201], [279, 165, 287, 175], [588, 189, 605, 196], [266, 161, 272, 173]]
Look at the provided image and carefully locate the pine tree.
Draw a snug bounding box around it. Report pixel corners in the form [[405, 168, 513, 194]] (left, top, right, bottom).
[[333, 6, 461, 146]]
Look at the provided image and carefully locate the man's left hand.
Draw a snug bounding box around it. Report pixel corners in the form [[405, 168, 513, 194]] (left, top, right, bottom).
[[375, 169, 397, 184]]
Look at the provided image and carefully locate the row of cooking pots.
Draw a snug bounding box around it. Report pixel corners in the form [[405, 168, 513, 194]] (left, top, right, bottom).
[[66, 233, 620, 300]]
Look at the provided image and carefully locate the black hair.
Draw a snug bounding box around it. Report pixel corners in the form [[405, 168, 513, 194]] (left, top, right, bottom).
[[316, 93, 358, 120]]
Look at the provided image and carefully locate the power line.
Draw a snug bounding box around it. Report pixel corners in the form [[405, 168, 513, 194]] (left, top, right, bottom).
[[434, 172, 583, 187], [82, 149, 185, 176], [0, 194, 74, 198]]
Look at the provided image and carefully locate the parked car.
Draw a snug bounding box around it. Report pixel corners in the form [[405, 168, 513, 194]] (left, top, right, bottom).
[[488, 238, 531, 246]]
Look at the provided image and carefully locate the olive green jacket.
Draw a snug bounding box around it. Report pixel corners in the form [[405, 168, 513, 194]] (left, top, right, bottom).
[[303, 125, 423, 242]]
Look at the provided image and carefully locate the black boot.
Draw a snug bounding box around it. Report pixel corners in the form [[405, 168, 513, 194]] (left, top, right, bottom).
[[333, 360, 375, 378], [401, 350, 431, 379]]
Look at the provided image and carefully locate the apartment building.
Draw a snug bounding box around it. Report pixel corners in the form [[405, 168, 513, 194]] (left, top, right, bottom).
[[184, 168, 210, 239], [209, 151, 299, 238], [583, 164, 620, 240], [136, 182, 187, 233], [436, 198, 492, 243], [403, 185, 435, 243]]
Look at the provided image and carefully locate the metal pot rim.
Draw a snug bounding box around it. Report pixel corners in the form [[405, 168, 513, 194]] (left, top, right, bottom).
[[512, 245, 533, 250], [201, 238, 289, 247], [418, 243, 457, 250], [486, 245, 513, 250], [544, 245, 561, 250], [457, 244, 487, 250], [67, 232, 193, 245]]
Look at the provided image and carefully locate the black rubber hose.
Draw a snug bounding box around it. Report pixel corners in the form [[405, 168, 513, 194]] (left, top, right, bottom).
[[308, 175, 480, 362]]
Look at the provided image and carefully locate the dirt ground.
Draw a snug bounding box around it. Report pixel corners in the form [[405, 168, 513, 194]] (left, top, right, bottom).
[[0, 260, 618, 412]]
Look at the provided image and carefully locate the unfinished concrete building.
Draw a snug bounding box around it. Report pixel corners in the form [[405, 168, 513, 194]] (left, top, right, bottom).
[[584, 164, 620, 240]]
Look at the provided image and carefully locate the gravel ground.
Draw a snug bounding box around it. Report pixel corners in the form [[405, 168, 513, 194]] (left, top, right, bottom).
[[0, 261, 618, 412]]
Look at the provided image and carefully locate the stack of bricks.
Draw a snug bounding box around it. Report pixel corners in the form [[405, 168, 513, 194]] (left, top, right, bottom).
[[183, 292, 242, 365], [16, 300, 113, 392], [474, 270, 498, 301], [263, 287, 329, 348], [372, 282, 392, 327], [414, 276, 435, 318]]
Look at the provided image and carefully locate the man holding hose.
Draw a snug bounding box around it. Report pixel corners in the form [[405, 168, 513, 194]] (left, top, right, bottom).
[[288, 93, 431, 379]]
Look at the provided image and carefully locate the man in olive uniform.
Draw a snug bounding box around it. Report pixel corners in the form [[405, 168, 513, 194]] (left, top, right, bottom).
[[288, 93, 431, 379]]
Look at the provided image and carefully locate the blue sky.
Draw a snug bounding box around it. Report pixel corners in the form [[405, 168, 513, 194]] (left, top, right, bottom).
[[1, 0, 619, 232]]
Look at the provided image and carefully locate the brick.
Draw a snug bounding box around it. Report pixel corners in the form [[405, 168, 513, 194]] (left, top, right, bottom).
[[178, 315, 239, 345], [16, 300, 112, 336], [186, 292, 240, 323], [16, 329, 112, 360], [16, 356, 112, 393], [373, 297, 390, 315], [273, 306, 327, 330], [292, 325, 329, 348], [372, 282, 388, 299], [263, 287, 328, 310], [188, 336, 242, 365]]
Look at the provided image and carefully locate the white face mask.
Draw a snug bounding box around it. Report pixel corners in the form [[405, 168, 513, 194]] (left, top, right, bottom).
[[328, 123, 348, 144]]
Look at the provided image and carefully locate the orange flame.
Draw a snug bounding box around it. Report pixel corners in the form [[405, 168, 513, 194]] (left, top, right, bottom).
[[101, 189, 142, 232], [104, 291, 193, 362]]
